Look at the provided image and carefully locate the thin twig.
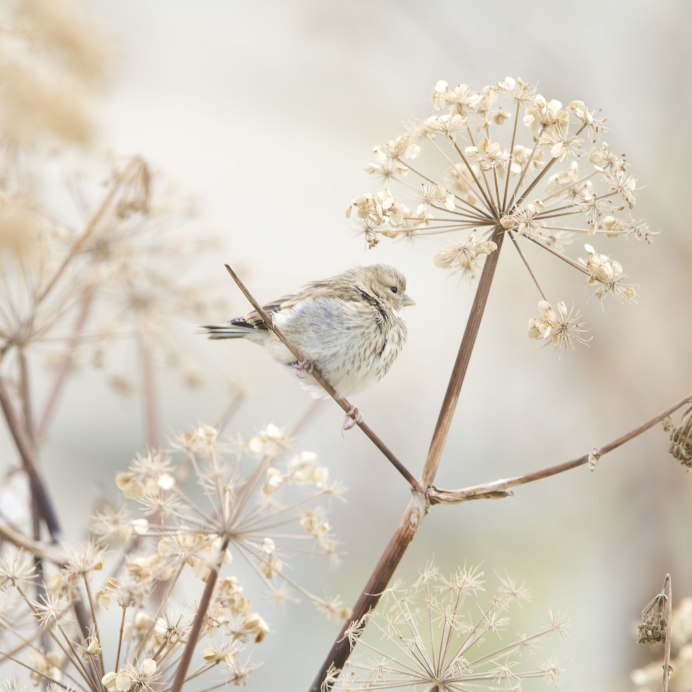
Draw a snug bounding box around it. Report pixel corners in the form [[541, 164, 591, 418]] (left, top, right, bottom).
[[513, 123, 588, 209], [138, 329, 160, 449], [507, 231, 547, 301], [22, 158, 144, 329], [215, 389, 246, 435], [0, 522, 66, 564], [289, 399, 324, 438], [222, 264, 420, 492], [428, 393, 692, 504], [662, 574, 672, 692]]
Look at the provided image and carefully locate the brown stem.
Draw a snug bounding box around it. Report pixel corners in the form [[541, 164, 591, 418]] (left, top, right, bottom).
[[308, 495, 426, 691], [428, 393, 692, 504], [223, 264, 420, 492], [18, 350, 41, 540], [36, 288, 95, 440], [312, 234, 504, 690], [215, 390, 245, 435], [421, 226, 504, 485], [170, 538, 229, 692], [18, 351, 52, 654], [0, 377, 93, 639], [0, 377, 62, 541], [0, 522, 65, 564]]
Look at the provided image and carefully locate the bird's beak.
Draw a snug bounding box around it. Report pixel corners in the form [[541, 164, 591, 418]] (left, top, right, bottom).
[[401, 293, 415, 307]]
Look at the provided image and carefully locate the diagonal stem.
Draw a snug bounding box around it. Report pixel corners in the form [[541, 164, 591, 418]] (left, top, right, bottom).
[[309, 496, 425, 691], [421, 226, 504, 485], [0, 377, 62, 542], [223, 264, 420, 492], [0, 376, 93, 640]]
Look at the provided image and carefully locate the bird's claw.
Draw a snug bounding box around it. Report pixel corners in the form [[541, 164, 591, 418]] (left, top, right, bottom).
[[342, 405, 362, 431], [293, 359, 315, 379]]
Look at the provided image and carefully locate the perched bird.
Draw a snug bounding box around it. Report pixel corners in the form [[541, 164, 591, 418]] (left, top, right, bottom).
[[204, 265, 414, 425]]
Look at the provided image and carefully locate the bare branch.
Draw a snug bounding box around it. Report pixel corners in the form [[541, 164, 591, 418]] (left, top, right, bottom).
[[428, 393, 692, 505]]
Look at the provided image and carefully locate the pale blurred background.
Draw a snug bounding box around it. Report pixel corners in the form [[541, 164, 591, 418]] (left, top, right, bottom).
[[3, 0, 692, 689]]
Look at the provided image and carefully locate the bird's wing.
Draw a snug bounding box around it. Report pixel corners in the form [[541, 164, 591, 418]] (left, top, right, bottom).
[[230, 294, 296, 330]]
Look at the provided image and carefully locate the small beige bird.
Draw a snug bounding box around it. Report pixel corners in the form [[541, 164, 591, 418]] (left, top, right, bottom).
[[204, 265, 414, 423]]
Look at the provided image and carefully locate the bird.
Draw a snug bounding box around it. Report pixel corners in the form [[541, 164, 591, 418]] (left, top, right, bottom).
[[203, 264, 414, 428]]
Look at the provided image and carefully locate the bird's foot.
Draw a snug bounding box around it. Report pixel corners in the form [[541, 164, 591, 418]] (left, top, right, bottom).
[[292, 359, 315, 379], [342, 405, 362, 431]]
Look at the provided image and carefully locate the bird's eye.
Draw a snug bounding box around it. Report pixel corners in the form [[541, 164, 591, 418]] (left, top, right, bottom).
[[390, 286, 398, 294]]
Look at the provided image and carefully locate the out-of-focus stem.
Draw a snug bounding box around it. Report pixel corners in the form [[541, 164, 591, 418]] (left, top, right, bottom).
[[137, 329, 160, 450], [18, 350, 52, 654], [0, 376, 62, 541], [26, 158, 144, 323], [37, 288, 95, 440], [0, 376, 92, 639]]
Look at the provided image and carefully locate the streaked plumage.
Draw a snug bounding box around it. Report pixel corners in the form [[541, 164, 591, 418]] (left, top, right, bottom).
[[204, 264, 414, 398]]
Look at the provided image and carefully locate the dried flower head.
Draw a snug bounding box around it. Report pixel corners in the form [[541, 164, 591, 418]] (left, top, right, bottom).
[[348, 77, 652, 347], [637, 590, 670, 644], [528, 300, 590, 352], [0, 155, 224, 419], [664, 407, 692, 469], [332, 564, 566, 690], [632, 590, 692, 691], [434, 233, 498, 277], [1, 425, 344, 688], [111, 423, 345, 611]]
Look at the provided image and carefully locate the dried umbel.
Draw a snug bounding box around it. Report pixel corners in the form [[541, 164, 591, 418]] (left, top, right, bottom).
[[637, 590, 669, 644], [665, 407, 692, 469], [0, 425, 345, 689], [102, 424, 347, 616], [327, 564, 566, 690], [348, 77, 653, 350]]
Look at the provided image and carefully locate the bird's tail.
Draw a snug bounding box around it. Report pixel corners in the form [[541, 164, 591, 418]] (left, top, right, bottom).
[[202, 324, 254, 339]]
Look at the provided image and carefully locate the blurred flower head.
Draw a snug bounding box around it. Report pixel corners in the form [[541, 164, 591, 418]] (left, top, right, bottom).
[[0, 424, 346, 689], [0, 0, 109, 146], [99, 423, 346, 616]]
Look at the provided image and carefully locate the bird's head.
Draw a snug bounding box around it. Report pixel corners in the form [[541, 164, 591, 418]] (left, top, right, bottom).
[[362, 264, 415, 311]]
